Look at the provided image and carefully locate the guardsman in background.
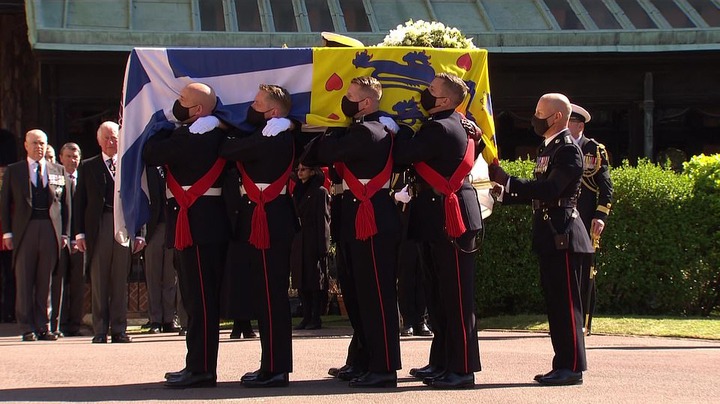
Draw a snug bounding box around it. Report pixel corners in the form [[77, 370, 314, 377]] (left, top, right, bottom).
[[568, 103, 613, 336]]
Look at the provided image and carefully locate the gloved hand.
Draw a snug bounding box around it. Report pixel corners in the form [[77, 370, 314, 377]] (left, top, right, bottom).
[[461, 118, 482, 140], [488, 163, 509, 185], [394, 185, 412, 204], [379, 116, 400, 135], [262, 117, 292, 137], [188, 115, 220, 134]]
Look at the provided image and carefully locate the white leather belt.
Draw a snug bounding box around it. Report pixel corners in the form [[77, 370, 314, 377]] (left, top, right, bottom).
[[240, 183, 287, 195], [166, 186, 222, 199], [342, 179, 391, 189]]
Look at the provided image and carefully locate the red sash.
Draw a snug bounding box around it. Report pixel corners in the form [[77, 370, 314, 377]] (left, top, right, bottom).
[[414, 137, 475, 238], [237, 155, 294, 250], [335, 138, 393, 241], [165, 158, 226, 250]]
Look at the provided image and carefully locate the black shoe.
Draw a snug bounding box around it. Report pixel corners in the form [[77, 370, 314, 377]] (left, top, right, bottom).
[[338, 365, 366, 381], [429, 371, 474, 389], [229, 332, 242, 339], [164, 372, 216, 389], [243, 329, 257, 338], [164, 368, 189, 380], [410, 364, 444, 380], [294, 319, 309, 330], [423, 370, 447, 385], [241, 371, 289, 388], [53, 331, 64, 338], [38, 331, 59, 341], [111, 333, 133, 343], [349, 371, 397, 388], [413, 323, 433, 337], [305, 320, 321, 330], [241, 369, 261, 382], [538, 369, 582, 386], [178, 328, 187, 336], [162, 322, 180, 333], [92, 334, 107, 343], [328, 364, 350, 377], [148, 323, 162, 334], [534, 370, 554, 382], [22, 332, 37, 342], [400, 326, 413, 336]]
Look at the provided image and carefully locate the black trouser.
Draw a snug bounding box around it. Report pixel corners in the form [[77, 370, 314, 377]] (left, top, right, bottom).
[[421, 230, 481, 374], [397, 239, 427, 328], [0, 250, 15, 322], [176, 243, 226, 375], [347, 234, 401, 372], [538, 250, 588, 372], [248, 238, 293, 374], [335, 241, 368, 369]]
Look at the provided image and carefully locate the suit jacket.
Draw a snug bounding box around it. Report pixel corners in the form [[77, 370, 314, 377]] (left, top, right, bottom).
[[73, 154, 115, 261], [576, 135, 613, 232], [503, 130, 593, 254], [394, 109, 483, 242], [0, 160, 68, 264], [143, 126, 230, 247], [314, 112, 401, 242]]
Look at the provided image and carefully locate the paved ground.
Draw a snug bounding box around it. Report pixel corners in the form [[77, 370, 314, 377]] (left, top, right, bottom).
[[1, 323, 719, 403]]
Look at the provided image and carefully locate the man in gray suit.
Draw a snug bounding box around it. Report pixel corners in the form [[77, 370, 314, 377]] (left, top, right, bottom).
[[1, 129, 69, 341], [75, 121, 145, 343]]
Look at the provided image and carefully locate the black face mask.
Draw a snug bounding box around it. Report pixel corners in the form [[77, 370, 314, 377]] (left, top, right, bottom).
[[246, 105, 269, 127], [173, 100, 192, 122], [341, 96, 361, 118], [420, 89, 438, 112], [531, 114, 553, 137]]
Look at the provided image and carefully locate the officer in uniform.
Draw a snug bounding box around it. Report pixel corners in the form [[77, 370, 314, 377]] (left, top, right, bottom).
[[307, 76, 402, 388], [489, 93, 593, 386], [143, 82, 230, 389], [220, 84, 297, 388], [394, 73, 483, 389], [568, 103, 613, 335]]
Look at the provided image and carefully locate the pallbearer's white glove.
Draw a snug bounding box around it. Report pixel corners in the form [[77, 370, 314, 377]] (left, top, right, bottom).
[[394, 185, 412, 204], [379, 116, 399, 135], [262, 117, 292, 137], [188, 115, 220, 134]]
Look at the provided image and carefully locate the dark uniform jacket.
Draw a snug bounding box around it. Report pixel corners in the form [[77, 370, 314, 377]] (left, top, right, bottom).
[[220, 128, 298, 245], [145, 165, 167, 242], [142, 126, 230, 246], [1, 160, 68, 263], [503, 130, 593, 255], [576, 135, 613, 232], [74, 154, 117, 261], [394, 109, 483, 241], [315, 112, 401, 242]]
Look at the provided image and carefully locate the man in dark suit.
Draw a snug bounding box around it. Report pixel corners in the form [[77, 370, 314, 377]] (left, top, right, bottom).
[[1, 129, 68, 341], [489, 93, 594, 386], [143, 82, 230, 389], [144, 165, 180, 334], [75, 121, 144, 344], [221, 84, 297, 388], [568, 104, 613, 336], [394, 73, 484, 389], [309, 76, 402, 388], [53, 142, 85, 337]]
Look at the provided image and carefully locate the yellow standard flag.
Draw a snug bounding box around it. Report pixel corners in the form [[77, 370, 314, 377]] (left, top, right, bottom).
[[308, 46, 497, 164]]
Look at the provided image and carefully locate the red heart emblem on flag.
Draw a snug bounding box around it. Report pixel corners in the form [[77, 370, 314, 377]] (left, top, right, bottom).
[[325, 73, 343, 91], [457, 53, 472, 71], [328, 113, 340, 120]]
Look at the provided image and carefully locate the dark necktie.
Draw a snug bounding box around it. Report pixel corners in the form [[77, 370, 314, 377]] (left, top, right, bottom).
[[68, 173, 76, 194], [108, 158, 116, 178], [36, 162, 43, 187]]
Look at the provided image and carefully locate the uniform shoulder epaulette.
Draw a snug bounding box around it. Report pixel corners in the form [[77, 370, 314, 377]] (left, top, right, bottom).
[[562, 134, 574, 144]]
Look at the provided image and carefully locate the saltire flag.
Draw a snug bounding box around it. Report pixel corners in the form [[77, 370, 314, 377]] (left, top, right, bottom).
[[116, 46, 497, 242]]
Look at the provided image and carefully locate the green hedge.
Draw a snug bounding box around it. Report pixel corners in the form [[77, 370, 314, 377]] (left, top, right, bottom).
[[476, 156, 720, 317]]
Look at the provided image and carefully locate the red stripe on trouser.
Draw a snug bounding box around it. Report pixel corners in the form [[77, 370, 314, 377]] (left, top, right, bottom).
[[262, 249, 274, 372], [565, 251, 578, 372], [370, 237, 391, 370], [454, 247, 469, 373], [195, 246, 208, 372]]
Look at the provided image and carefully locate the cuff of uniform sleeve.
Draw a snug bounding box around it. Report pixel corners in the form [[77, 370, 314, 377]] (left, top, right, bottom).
[[2, 233, 11, 239], [75, 233, 85, 241]]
